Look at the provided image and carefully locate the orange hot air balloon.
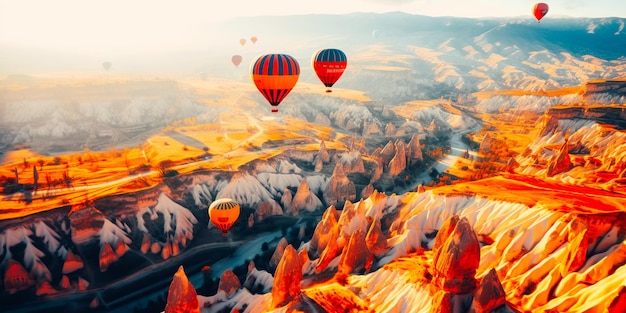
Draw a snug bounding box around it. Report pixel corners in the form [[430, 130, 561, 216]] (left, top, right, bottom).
[[250, 53, 300, 113], [240, 38, 246, 46], [533, 3, 549, 22], [208, 198, 240, 236], [232, 55, 243, 67], [312, 48, 347, 93], [250, 36, 258, 44]]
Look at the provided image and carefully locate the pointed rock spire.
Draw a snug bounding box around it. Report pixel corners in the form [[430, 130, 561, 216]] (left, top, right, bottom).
[[271, 245, 302, 308], [164, 266, 200, 313]]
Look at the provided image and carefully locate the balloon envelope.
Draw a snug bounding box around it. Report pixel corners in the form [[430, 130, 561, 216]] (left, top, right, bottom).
[[250, 53, 300, 113], [208, 198, 241, 235], [250, 36, 257, 44], [533, 3, 549, 22], [102, 62, 112, 71], [312, 48, 347, 92], [232, 55, 243, 67]]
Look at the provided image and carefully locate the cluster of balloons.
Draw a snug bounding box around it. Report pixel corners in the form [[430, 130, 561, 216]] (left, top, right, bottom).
[[250, 48, 348, 113], [232, 36, 258, 68]]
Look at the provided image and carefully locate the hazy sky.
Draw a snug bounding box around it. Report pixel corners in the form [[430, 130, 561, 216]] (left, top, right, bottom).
[[1, 0, 625, 56]]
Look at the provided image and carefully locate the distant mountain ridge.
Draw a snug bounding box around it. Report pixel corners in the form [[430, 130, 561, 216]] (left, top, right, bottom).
[[222, 12, 626, 59]]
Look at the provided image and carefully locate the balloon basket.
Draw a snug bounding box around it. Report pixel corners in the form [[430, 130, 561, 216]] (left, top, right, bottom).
[[326, 89, 332, 93], [221, 231, 228, 237]]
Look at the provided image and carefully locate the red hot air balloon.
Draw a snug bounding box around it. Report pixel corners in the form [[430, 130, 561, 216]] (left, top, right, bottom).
[[250, 53, 300, 113], [533, 3, 549, 22], [312, 48, 347, 93], [208, 198, 240, 236], [250, 36, 258, 44], [232, 55, 243, 67]]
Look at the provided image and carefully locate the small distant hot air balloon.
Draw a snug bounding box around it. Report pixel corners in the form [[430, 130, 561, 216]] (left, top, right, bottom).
[[250, 36, 258, 44], [250, 53, 300, 113], [533, 3, 549, 22], [232, 55, 243, 67], [208, 198, 240, 236], [240, 38, 246, 46], [312, 48, 347, 93], [102, 62, 112, 71]]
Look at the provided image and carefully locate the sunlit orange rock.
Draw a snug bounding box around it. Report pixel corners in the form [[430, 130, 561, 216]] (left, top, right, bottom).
[[62, 250, 84, 274], [271, 245, 302, 308], [309, 205, 339, 257], [432, 215, 460, 264], [99, 242, 118, 272], [366, 215, 388, 256], [4, 259, 34, 294], [218, 269, 241, 297], [35, 279, 58, 296], [316, 226, 340, 273], [78, 277, 89, 291], [115, 238, 128, 257], [433, 216, 480, 294], [164, 266, 200, 313], [546, 139, 573, 177], [608, 285, 626, 313], [430, 290, 453, 313], [470, 268, 506, 313], [141, 233, 151, 254], [60, 275, 71, 289], [338, 230, 369, 276]]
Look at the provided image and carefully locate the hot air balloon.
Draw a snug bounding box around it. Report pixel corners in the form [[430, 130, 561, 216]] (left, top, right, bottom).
[[312, 48, 347, 93], [533, 3, 549, 22], [208, 198, 240, 236], [102, 61, 112, 71], [250, 36, 258, 44], [250, 53, 300, 113], [232, 55, 243, 67], [240, 38, 246, 46]]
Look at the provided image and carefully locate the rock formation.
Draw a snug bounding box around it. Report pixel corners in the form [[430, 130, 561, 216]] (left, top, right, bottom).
[[546, 139, 573, 177], [389, 140, 407, 176], [337, 230, 370, 276], [271, 245, 302, 308], [470, 268, 506, 313], [318, 141, 330, 163], [365, 215, 388, 256], [309, 206, 340, 257], [269, 237, 290, 272], [407, 133, 423, 164], [292, 178, 323, 213], [62, 250, 84, 274], [164, 266, 200, 313], [432, 216, 480, 294], [323, 162, 356, 208], [218, 269, 241, 298]]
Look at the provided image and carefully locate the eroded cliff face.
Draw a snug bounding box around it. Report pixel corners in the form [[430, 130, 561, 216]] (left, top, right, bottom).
[[187, 186, 626, 313]]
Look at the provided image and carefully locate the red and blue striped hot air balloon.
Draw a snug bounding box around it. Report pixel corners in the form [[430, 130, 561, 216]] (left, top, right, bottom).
[[312, 48, 347, 93], [250, 53, 300, 113]]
